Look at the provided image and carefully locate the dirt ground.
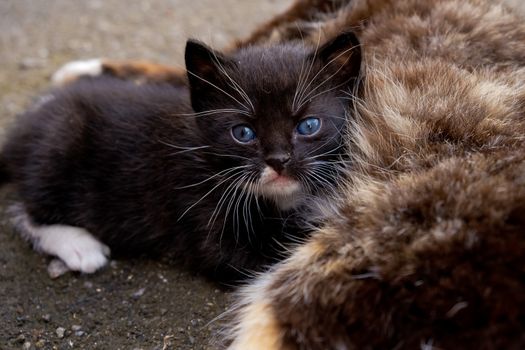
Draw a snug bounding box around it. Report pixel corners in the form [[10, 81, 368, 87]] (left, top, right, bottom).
[[0, 1, 291, 349]]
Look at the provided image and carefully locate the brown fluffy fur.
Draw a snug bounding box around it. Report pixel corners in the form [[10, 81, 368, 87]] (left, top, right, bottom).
[[225, 0, 525, 349]]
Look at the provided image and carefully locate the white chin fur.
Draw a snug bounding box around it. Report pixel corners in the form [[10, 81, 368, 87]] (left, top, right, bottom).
[[262, 191, 302, 211], [257, 167, 302, 210]]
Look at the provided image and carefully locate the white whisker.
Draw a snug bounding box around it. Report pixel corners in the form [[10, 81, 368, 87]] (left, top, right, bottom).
[[208, 172, 251, 231], [296, 44, 358, 110], [186, 69, 250, 111], [202, 152, 252, 161], [294, 31, 323, 113], [174, 108, 251, 117], [220, 174, 251, 244], [178, 170, 244, 221], [158, 140, 211, 156], [175, 165, 251, 189], [211, 52, 255, 113]]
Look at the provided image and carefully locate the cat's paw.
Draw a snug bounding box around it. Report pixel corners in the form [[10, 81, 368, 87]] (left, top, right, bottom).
[[37, 225, 111, 274], [51, 58, 103, 86]]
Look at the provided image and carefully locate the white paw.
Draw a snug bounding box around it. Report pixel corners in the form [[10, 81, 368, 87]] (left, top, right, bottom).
[[51, 58, 103, 86], [37, 225, 111, 274]]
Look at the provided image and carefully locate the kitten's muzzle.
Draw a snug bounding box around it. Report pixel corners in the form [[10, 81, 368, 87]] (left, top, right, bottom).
[[265, 152, 291, 174]]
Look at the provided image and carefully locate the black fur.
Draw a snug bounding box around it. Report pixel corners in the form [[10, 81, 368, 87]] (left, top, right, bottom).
[[1, 34, 361, 282], [0, 157, 9, 185]]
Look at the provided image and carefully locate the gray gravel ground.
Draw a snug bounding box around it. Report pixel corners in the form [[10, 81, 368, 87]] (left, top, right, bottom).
[[0, 1, 291, 349]]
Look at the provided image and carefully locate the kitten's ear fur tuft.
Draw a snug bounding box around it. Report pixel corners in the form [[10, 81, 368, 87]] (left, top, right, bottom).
[[312, 31, 362, 87], [185, 39, 230, 112]]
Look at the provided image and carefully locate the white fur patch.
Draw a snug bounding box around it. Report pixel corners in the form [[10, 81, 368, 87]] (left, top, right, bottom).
[[257, 166, 302, 210], [9, 203, 110, 274], [51, 58, 103, 86], [34, 224, 110, 273]]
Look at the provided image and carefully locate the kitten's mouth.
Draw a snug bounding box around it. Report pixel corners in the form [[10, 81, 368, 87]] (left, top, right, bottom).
[[259, 167, 301, 196], [265, 173, 295, 186], [253, 166, 302, 210]]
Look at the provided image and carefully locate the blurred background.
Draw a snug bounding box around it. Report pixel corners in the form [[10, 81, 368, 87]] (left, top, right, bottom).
[[0, 1, 291, 349]]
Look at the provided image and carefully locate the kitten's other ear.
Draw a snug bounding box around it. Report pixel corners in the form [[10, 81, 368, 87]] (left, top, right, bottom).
[[185, 39, 231, 111], [312, 31, 362, 86]]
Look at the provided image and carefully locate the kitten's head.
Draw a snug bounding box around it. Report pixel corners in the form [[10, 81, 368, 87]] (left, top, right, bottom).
[[185, 32, 361, 210]]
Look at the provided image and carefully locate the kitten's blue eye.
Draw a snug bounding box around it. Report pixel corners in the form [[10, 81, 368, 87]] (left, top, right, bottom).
[[231, 125, 256, 143], [296, 117, 321, 136]]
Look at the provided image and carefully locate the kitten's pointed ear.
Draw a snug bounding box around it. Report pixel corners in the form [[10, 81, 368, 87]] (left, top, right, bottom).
[[185, 39, 230, 111], [312, 31, 362, 86]]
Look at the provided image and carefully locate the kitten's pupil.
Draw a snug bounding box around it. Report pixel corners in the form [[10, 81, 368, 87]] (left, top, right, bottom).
[[232, 124, 256, 143], [297, 117, 321, 136]]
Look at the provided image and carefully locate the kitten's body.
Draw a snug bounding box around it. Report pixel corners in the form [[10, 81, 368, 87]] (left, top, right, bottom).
[[2, 37, 361, 281], [3, 78, 288, 279], [223, 0, 525, 348]]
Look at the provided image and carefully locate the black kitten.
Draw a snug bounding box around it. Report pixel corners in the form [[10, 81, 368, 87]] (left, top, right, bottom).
[[0, 32, 361, 281]]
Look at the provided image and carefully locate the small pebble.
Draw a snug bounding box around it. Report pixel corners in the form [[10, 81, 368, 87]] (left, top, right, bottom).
[[75, 331, 85, 337], [23, 342, 31, 350], [35, 339, 45, 348], [71, 325, 82, 332], [56, 327, 65, 338], [132, 287, 146, 299], [42, 314, 51, 322], [16, 315, 29, 325], [16, 334, 26, 343]]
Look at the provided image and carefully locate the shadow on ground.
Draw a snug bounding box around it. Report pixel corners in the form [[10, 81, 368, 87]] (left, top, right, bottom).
[[0, 1, 291, 349]]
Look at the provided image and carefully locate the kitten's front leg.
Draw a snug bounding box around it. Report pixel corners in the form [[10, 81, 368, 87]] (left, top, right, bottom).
[[9, 203, 110, 275]]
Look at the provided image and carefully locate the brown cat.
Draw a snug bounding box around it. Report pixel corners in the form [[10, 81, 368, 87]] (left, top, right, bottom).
[[49, 0, 525, 348], [221, 0, 525, 349]]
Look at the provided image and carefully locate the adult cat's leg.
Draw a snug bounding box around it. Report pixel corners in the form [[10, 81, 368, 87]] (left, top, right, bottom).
[[226, 272, 289, 350], [226, 233, 335, 350], [52, 59, 187, 86], [9, 203, 110, 274]]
